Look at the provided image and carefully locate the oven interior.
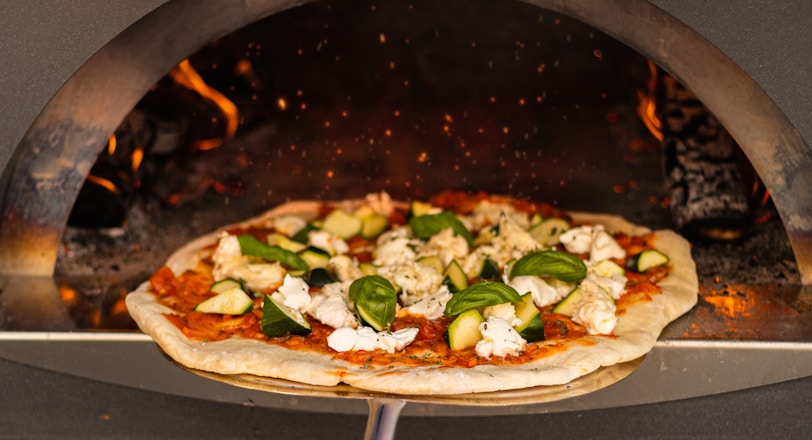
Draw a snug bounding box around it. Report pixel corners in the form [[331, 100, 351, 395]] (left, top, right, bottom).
[[1, 0, 811, 435], [6, 0, 802, 336]]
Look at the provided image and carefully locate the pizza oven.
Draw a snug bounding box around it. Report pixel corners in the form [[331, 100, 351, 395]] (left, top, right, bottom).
[[2, 0, 812, 438]]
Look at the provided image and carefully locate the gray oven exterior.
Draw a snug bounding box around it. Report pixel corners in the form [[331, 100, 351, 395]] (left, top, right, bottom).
[[2, 1, 812, 438]]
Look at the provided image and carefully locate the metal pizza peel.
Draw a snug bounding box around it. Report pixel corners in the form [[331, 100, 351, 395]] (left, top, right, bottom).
[[177, 355, 645, 440]]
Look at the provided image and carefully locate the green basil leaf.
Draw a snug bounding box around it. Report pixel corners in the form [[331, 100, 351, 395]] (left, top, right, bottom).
[[409, 211, 473, 246], [349, 275, 398, 331], [508, 250, 587, 283], [443, 281, 523, 317], [237, 234, 310, 272]]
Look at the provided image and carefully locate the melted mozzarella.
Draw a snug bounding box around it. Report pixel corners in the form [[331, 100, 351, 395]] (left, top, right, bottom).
[[589, 227, 626, 264], [468, 201, 530, 230], [559, 226, 594, 255], [308, 230, 349, 256], [377, 261, 444, 306], [327, 326, 419, 353], [211, 232, 286, 291], [373, 226, 420, 266], [416, 228, 469, 267], [508, 275, 572, 308], [308, 290, 358, 329], [584, 270, 627, 300], [272, 215, 307, 237], [271, 274, 311, 312], [571, 277, 617, 335], [482, 302, 521, 327], [365, 191, 395, 216], [328, 255, 365, 282], [467, 214, 540, 267], [401, 285, 453, 320], [559, 225, 626, 264], [475, 317, 527, 359]]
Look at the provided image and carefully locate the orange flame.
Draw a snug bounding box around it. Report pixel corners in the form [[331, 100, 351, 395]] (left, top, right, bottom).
[[169, 59, 239, 150], [131, 146, 144, 175], [636, 60, 663, 142], [107, 134, 117, 155], [86, 174, 120, 195]]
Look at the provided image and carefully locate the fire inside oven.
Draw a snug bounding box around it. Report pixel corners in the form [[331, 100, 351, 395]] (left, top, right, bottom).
[[10, 0, 804, 334]]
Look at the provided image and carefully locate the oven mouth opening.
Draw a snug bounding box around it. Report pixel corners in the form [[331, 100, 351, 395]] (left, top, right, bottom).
[[0, 0, 807, 332]]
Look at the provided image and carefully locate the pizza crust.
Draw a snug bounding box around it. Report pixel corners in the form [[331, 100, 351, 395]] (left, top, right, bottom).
[[126, 200, 698, 395]]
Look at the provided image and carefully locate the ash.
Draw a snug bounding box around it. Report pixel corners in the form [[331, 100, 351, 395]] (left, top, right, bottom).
[[692, 218, 800, 286]]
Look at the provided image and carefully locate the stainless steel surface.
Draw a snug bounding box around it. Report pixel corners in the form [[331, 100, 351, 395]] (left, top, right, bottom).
[[0, 334, 810, 417]]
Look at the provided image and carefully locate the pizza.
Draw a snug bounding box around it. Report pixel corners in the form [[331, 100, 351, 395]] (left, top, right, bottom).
[[125, 191, 698, 395]]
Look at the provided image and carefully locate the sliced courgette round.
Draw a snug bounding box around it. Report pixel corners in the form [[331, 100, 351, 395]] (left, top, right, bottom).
[[444, 309, 485, 350], [627, 249, 670, 272], [409, 201, 436, 217], [321, 209, 363, 238], [442, 259, 468, 293], [417, 255, 444, 275], [360, 213, 389, 239], [266, 233, 307, 253], [551, 287, 583, 316], [466, 257, 501, 280], [299, 246, 331, 269], [261, 294, 312, 337], [195, 287, 254, 315], [358, 262, 380, 276], [209, 278, 244, 294], [308, 267, 337, 287], [528, 218, 570, 245], [513, 293, 545, 342], [590, 259, 626, 277]]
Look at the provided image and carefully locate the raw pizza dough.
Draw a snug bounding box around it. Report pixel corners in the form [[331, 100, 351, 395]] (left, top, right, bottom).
[[126, 198, 698, 395]]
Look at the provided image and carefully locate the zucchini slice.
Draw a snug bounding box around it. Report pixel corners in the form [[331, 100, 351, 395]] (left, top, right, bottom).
[[209, 278, 244, 294], [359, 213, 389, 239], [466, 257, 500, 280], [590, 259, 626, 277], [442, 259, 468, 293], [266, 233, 307, 253], [409, 201, 436, 217], [473, 226, 497, 246], [321, 209, 363, 238], [528, 218, 570, 245], [517, 314, 545, 342], [308, 267, 337, 287], [513, 293, 545, 342], [195, 287, 253, 315], [359, 262, 379, 276], [627, 249, 670, 272], [261, 294, 312, 337], [444, 309, 485, 350], [552, 287, 583, 316], [416, 255, 444, 275], [299, 246, 331, 269]]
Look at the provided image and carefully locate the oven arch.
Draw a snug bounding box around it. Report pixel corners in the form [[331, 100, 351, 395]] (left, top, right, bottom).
[[1, 0, 810, 283]]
